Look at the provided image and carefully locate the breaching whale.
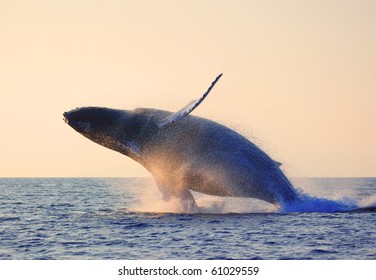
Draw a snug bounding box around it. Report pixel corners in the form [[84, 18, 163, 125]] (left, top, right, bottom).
[[63, 74, 299, 212]]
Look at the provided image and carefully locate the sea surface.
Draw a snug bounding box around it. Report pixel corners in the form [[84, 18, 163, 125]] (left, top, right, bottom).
[[0, 177, 375, 260]]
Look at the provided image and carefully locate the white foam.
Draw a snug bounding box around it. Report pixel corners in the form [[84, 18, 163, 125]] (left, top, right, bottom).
[[130, 182, 277, 214], [195, 195, 277, 214], [358, 194, 376, 208], [128, 180, 375, 214]]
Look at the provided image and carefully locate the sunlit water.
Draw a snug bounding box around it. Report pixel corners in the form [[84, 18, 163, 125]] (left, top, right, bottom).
[[0, 177, 375, 259]]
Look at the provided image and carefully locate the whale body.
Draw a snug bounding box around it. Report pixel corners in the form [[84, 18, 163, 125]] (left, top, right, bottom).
[[64, 74, 299, 212]]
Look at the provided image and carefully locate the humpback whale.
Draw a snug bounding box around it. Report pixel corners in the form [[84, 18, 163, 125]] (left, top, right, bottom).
[[64, 74, 299, 212]]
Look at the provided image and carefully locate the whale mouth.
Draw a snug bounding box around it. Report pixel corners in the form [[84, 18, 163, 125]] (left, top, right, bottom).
[[63, 112, 69, 124]]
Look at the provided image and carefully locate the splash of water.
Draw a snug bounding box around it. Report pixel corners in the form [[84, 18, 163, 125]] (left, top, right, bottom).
[[195, 195, 277, 214], [130, 182, 277, 214], [130, 182, 184, 213], [278, 190, 358, 213], [358, 194, 376, 209], [129, 180, 376, 214]]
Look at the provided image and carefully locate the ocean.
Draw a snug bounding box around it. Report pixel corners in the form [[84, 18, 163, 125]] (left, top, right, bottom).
[[0, 177, 375, 260]]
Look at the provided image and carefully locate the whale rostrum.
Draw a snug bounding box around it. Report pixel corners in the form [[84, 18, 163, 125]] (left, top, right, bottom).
[[64, 74, 299, 212]]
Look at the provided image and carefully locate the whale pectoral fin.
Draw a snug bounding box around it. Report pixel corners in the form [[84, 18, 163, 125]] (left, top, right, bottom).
[[156, 184, 198, 213], [155, 181, 173, 201], [178, 188, 198, 213], [154, 175, 198, 213], [157, 73, 223, 127]]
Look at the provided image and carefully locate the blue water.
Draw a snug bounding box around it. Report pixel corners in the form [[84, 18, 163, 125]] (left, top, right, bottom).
[[0, 177, 375, 259]]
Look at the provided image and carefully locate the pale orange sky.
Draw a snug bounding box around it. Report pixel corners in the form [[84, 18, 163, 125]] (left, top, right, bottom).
[[0, 0, 375, 177]]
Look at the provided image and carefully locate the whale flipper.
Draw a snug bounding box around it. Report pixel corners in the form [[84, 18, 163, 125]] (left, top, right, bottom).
[[154, 176, 198, 213], [158, 185, 198, 213], [158, 73, 223, 127], [178, 188, 198, 213]]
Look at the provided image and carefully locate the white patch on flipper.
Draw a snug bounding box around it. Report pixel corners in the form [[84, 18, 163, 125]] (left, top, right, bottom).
[[158, 100, 198, 126], [158, 73, 223, 127]]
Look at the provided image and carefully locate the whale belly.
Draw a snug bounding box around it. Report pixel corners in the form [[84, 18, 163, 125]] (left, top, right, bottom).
[[180, 155, 286, 204], [148, 115, 299, 205]]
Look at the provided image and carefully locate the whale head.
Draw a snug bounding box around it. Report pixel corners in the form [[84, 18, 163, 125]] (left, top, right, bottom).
[[63, 107, 124, 135], [63, 107, 154, 158]]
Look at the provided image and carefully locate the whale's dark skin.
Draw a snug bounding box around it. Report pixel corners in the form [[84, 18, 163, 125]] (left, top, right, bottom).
[[64, 106, 299, 212], [64, 74, 299, 212]]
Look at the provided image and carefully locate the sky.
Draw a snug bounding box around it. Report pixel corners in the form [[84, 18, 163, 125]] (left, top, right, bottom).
[[0, 0, 375, 177]]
